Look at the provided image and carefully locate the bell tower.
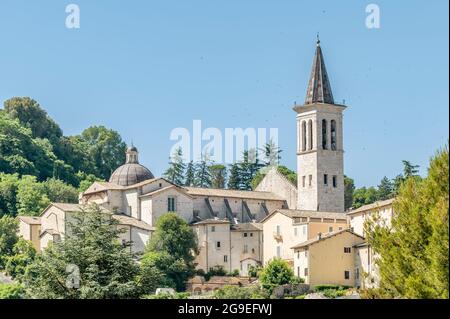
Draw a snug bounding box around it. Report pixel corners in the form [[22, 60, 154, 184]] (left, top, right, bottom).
[[294, 38, 346, 213]]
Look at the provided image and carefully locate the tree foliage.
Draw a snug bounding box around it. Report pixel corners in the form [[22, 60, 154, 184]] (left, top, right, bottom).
[[23, 205, 140, 299], [259, 258, 294, 294], [145, 213, 198, 291], [365, 145, 448, 298], [163, 147, 186, 186], [0, 215, 19, 268]]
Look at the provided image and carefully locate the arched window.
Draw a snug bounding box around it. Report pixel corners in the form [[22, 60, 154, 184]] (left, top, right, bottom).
[[331, 120, 337, 150], [301, 121, 306, 151], [322, 119, 328, 150], [308, 120, 313, 150]]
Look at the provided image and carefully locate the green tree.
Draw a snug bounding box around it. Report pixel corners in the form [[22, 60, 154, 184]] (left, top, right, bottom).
[[260, 139, 282, 167], [209, 164, 227, 189], [3, 97, 62, 141], [377, 176, 394, 201], [365, 146, 449, 298], [0, 216, 19, 268], [16, 175, 50, 216], [78, 126, 127, 180], [402, 160, 420, 178], [344, 175, 355, 211], [4, 238, 36, 280], [227, 163, 241, 190], [42, 178, 78, 203], [352, 186, 378, 209], [0, 173, 19, 217], [239, 149, 263, 190], [23, 205, 139, 299], [145, 213, 198, 291], [259, 258, 294, 294], [163, 147, 186, 186], [184, 161, 196, 186], [194, 153, 212, 188]]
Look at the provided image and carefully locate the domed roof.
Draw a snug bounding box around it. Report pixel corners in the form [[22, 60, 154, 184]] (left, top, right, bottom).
[[109, 145, 154, 186], [109, 163, 154, 186]]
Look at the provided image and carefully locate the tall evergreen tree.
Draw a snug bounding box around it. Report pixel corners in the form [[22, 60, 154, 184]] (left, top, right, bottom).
[[209, 164, 227, 189], [227, 163, 241, 190], [163, 147, 186, 186], [344, 175, 355, 211], [377, 176, 394, 200], [194, 153, 212, 188], [184, 161, 196, 186], [402, 160, 420, 178], [260, 139, 282, 167]]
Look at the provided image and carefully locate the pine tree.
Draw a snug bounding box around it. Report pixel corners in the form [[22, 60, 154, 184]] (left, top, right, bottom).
[[163, 147, 186, 186], [260, 139, 282, 167], [209, 164, 227, 189], [227, 163, 241, 190], [194, 153, 212, 188], [377, 176, 394, 200], [402, 160, 420, 178], [184, 161, 195, 186]]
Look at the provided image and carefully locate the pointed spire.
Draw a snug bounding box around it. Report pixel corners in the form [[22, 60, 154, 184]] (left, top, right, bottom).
[[304, 37, 335, 105]]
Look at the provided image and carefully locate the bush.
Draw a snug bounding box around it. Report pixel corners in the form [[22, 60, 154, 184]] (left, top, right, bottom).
[[322, 289, 347, 299], [213, 285, 269, 299], [259, 258, 294, 294], [227, 269, 239, 277], [0, 283, 24, 299], [205, 265, 227, 281], [143, 292, 190, 299], [314, 284, 351, 292], [248, 265, 262, 278]]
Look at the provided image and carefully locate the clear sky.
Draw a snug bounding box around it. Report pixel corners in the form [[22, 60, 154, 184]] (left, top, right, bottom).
[[0, 0, 448, 187]]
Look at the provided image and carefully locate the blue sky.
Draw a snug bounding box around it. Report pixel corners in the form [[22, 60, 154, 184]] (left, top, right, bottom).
[[0, 0, 448, 187]]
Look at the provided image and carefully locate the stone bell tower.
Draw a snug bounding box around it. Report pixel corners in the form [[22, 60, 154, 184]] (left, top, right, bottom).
[[294, 38, 346, 213]]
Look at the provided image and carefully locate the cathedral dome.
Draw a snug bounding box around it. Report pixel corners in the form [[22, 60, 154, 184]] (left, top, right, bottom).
[[109, 146, 154, 186]]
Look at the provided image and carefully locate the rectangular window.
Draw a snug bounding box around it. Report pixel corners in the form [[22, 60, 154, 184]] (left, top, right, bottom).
[[302, 176, 306, 187], [250, 233, 253, 237], [309, 175, 312, 186], [303, 225, 307, 235], [216, 241, 221, 249], [224, 255, 228, 263], [345, 270, 350, 280], [328, 226, 333, 232], [355, 268, 360, 280], [333, 175, 337, 188], [304, 268, 308, 276], [244, 232, 248, 237], [243, 245, 248, 254], [344, 247, 351, 253], [297, 251, 300, 259], [294, 227, 298, 236], [276, 225, 281, 236], [324, 174, 328, 185], [128, 206, 132, 215], [167, 197, 176, 212], [297, 266, 300, 277], [276, 246, 281, 258], [211, 226, 215, 232]]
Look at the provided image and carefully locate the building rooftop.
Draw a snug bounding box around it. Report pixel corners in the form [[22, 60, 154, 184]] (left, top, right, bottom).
[[184, 187, 285, 201], [346, 198, 395, 216], [192, 218, 230, 225], [231, 223, 262, 232], [112, 214, 154, 231], [260, 209, 348, 223], [291, 229, 364, 250], [17, 216, 41, 225]]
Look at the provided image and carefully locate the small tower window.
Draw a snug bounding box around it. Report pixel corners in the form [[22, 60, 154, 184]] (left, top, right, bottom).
[[301, 121, 307, 151], [322, 119, 328, 150], [302, 176, 306, 187], [308, 120, 313, 150], [324, 174, 328, 185], [331, 120, 337, 150], [167, 197, 176, 212], [309, 175, 313, 186], [333, 175, 337, 188]]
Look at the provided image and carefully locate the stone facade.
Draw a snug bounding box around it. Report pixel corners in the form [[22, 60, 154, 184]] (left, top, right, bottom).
[[255, 167, 298, 210]]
